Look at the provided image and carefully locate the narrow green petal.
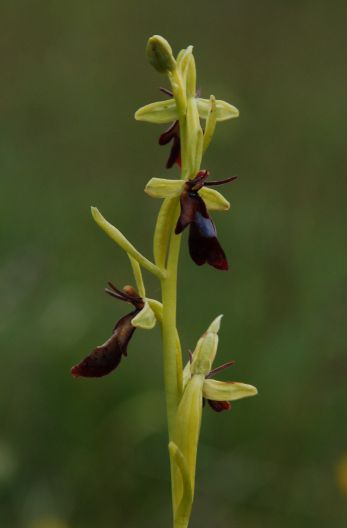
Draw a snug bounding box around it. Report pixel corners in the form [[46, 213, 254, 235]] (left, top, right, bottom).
[[134, 99, 178, 124], [200, 187, 230, 211], [203, 379, 258, 401], [145, 178, 184, 199], [196, 98, 239, 121], [131, 302, 156, 329]]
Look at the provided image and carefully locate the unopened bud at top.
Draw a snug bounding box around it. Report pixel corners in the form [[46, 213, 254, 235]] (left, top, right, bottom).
[[146, 35, 176, 74]]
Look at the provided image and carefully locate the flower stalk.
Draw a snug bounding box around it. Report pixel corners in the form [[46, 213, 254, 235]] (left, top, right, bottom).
[[72, 35, 257, 528]]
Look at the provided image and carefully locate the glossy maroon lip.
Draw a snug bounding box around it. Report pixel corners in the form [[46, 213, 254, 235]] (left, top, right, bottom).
[[175, 171, 237, 270], [71, 283, 143, 378]]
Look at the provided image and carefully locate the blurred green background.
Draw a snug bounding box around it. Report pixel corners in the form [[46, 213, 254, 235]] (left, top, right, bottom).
[[1, 1, 346, 527]]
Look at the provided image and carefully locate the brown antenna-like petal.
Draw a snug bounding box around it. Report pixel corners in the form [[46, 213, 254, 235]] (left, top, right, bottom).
[[204, 176, 237, 187], [105, 282, 143, 308]]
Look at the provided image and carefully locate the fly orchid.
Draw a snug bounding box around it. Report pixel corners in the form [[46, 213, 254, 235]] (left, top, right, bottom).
[[145, 170, 237, 269], [72, 36, 257, 528], [71, 283, 156, 378], [172, 316, 257, 524]]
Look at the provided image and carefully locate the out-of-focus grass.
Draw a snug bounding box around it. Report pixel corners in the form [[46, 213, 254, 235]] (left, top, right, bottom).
[[0, 1, 346, 527]]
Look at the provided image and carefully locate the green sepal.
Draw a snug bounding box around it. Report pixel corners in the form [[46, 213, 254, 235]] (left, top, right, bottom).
[[196, 98, 239, 121], [200, 187, 230, 211], [203, 379, 258, 401], [134, 99, 178, 124], [131, 302, 156, 329], [145, 178, 184, 199]]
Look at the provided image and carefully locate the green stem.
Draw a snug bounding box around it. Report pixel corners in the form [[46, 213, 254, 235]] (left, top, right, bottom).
[[159, 63, 188, 442], [158, 201, 182, 526], [160, 203, 182, 439], [160, 59, 197, 527]]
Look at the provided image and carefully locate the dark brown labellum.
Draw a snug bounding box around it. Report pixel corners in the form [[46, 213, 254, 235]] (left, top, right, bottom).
[[71, 283, 143, 378], [175, 187, 228, 270], [71, 311, 139, 378], [208, 400, 232, 412]]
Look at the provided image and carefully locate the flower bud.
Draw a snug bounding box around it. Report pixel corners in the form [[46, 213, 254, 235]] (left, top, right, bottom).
[[190, 315, 223, 376], [146, 35, 176, 74]]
